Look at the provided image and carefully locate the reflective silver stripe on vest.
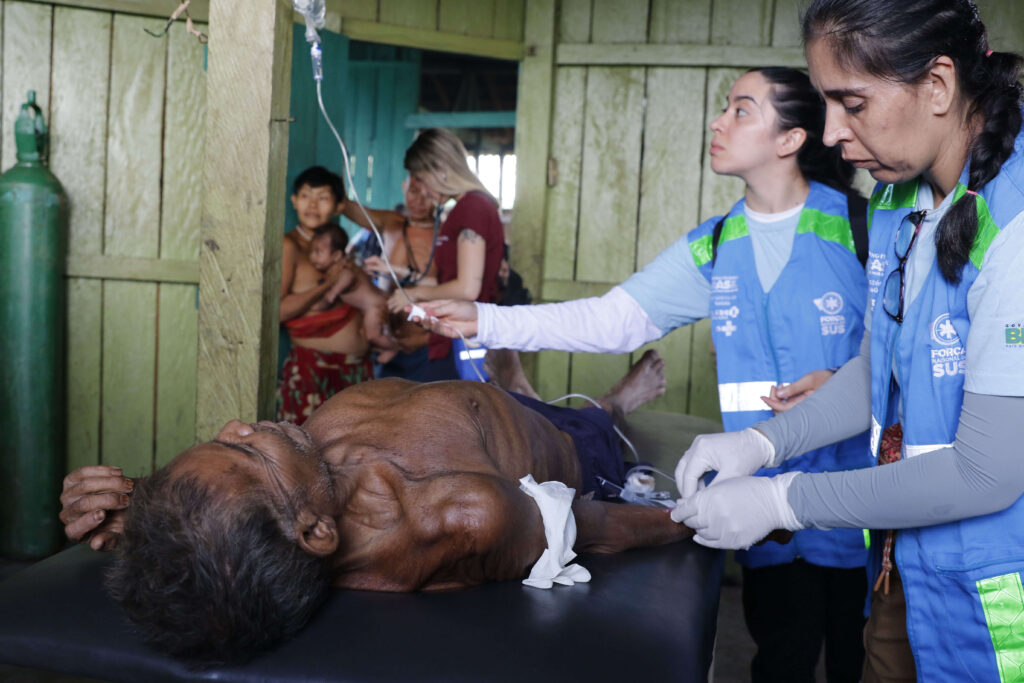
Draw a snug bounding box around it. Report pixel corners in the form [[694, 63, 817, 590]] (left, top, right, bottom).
[[871, 416, 881, 458], [903, 442, 953, 459], [459, 348, 487, 361], [717, 381, 778, 413]]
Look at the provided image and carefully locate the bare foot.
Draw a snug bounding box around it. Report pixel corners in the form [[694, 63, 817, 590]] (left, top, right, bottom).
[[484, 349, 541, 400], [598, 350, 666, 418]]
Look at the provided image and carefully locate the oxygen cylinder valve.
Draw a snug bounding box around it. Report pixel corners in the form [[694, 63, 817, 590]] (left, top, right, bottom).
[[14, 90, 48, 164]]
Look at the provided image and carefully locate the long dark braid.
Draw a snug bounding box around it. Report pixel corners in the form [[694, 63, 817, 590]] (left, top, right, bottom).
[[803, 0, 1023, 282]]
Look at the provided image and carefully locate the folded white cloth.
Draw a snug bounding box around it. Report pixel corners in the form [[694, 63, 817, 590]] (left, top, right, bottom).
[[519, 474, 592, 589]]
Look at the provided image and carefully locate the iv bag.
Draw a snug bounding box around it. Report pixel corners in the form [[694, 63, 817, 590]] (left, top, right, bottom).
[[293, 0, 326, 44]]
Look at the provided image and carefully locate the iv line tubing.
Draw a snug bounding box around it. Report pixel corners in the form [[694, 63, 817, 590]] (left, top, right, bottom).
[[545, 393, 641, 463], [315, 79, 488, 382]]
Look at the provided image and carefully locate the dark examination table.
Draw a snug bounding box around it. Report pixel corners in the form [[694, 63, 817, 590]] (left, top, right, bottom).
[[0, 411, 725, 682]]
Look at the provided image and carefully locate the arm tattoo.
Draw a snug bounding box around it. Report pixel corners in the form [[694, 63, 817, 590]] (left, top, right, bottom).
[[458, 228, 483, 244]]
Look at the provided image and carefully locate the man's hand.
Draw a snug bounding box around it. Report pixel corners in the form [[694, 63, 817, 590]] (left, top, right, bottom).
[[407, 299, 479, 338], [670, 473, 803, 549], [761, 368, 835, 414], [673, 428, 776, 500], [59, 465, 133, 551]]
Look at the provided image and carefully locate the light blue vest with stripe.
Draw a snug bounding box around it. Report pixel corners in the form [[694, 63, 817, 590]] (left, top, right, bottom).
[[867, 129, 1024, 682], [688, 181, 871, 569]]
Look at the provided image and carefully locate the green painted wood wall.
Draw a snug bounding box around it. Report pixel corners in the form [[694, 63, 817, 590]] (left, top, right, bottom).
[[0, 1, 206, 478]]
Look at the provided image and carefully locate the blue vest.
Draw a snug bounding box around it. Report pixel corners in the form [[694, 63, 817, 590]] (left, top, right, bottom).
[[688, 182, 871, 569], [866, 129, 1024, 682]]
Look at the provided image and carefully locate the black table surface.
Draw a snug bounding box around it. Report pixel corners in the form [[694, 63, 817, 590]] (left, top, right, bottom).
[[0, 541, 722, 682]]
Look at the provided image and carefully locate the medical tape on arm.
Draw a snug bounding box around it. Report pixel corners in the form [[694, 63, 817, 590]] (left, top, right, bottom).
[[518, 475, 591, 589]]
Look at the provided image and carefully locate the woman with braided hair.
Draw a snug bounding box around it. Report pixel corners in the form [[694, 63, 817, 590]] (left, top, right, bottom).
[[670, 1, 1024, 681]]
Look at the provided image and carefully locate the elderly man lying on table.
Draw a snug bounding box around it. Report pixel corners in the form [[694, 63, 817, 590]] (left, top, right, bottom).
[[59, 351, 694, 665]]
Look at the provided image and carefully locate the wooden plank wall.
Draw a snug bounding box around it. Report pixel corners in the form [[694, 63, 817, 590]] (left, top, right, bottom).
[[0, 1, 207, 477], [368, 0, 524, 40], [328, 0, 525, 59]]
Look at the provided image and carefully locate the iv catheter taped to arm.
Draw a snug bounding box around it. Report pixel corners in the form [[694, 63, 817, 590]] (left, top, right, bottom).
[[519, 475, 591, 589]]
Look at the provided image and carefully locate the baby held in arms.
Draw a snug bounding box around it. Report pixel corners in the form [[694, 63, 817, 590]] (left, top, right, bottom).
[[305, 223, 399, 363]]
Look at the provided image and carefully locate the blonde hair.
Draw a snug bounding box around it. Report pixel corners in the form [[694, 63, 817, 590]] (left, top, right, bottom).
[[403, 128, 495, 203]]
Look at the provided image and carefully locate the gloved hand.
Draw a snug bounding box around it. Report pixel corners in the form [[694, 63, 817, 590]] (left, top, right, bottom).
[[670, 472, 804, 549], [674, 427, 777, 500]]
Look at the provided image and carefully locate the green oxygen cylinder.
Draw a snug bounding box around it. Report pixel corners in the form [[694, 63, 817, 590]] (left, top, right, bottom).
[[0, 91, 69, 559]]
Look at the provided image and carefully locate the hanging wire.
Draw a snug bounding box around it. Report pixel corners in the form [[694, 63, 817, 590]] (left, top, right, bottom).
[[145, 0, 208, 44]]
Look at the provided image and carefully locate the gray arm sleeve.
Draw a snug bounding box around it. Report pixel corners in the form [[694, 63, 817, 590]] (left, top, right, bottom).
[[789, 391, 1024, 529], [754, 331, 872, 463]]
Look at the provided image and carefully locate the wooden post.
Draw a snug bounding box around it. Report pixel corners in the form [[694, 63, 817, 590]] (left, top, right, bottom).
[[196, 0, 293, 441], [511, 0, 555, 386], [510, 0, 555, 300]]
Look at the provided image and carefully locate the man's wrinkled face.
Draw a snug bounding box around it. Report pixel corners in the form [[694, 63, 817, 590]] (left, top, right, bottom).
[[167, 420, 333, 516]]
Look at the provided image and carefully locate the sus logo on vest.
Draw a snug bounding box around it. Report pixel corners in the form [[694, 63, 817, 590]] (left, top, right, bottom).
[[930, 313, 966, 377], [814, 292, 846, 336]]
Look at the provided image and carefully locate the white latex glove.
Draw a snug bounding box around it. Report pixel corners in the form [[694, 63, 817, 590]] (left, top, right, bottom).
[[670, 472, 804, 549], [674, 427, 777, 500]]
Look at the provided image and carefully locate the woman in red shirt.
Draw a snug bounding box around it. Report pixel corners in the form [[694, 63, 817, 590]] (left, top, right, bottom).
[[388, 128, 505, 380]]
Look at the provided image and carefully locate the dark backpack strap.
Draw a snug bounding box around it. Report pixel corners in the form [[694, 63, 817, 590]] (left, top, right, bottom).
[[847, 193, 869, 267], [710, 216, 726, 267]]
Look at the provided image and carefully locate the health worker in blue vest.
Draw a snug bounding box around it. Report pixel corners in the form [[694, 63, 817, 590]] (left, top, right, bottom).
[[414, 67, 873, 683], [672, 1, 1024, 681]]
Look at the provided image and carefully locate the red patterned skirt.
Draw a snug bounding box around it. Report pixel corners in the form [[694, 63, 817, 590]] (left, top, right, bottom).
[[276, 345, 373, 425]]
